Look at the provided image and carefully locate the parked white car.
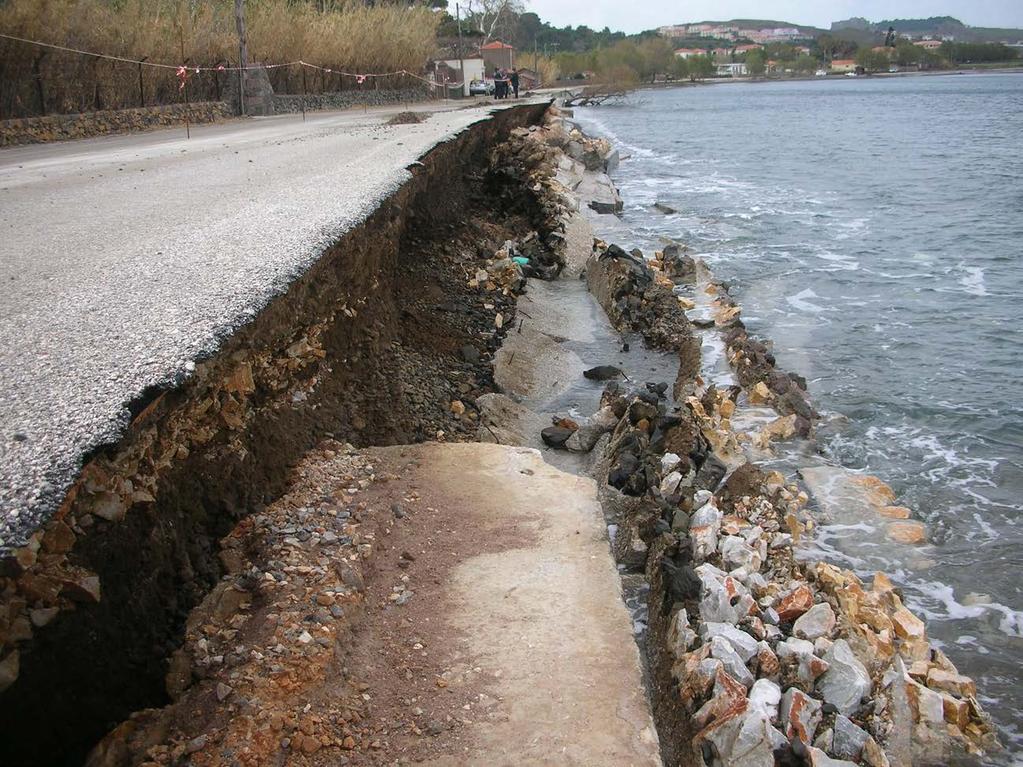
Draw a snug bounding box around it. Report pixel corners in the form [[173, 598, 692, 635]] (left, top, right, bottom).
[[468, 79, 494, 96]]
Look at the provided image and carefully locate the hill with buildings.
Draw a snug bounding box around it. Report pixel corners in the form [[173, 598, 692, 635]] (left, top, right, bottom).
[[831, 16, 1023, 43], [657, 20, 821, 44]]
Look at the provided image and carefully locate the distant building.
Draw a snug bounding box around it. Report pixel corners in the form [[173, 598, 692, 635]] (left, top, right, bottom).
[[674, 48, 707, 59], [830, 58, 858, 73], [716, 62, 748, 77], [747, 27, 804, 43], [658, 25, 690, 38], [428, 57, 485, 96], [481, 41, 515, 72], [914, 40, 943, 50], [733, 44, 763, 54]]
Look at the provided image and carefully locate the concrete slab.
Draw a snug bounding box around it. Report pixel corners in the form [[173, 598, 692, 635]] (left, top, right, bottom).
[[412, 442, 661, 765], [0, 100, 540, 550]]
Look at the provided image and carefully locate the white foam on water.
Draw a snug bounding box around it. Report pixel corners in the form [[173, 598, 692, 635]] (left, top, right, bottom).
[[814, 249, 860, 271], [830, 216, 870, 240], [905, 577, 1023, 638], [958, 263, 989, 296], [574, 112, 663, 160], [785, 288, 828, 313]]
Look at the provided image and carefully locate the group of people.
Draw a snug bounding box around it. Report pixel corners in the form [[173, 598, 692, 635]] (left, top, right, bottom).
[[493, 67, 520, 100]]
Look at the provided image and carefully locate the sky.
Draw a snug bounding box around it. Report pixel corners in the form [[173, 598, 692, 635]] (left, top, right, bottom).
[[523, 1, 1023, 34]]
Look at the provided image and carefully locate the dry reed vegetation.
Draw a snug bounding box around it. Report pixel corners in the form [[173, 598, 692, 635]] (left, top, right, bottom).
[[0, 0, 441, 118]]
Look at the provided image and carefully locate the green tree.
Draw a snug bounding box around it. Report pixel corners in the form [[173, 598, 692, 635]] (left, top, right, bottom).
[[794, 54, 818, 74], [894, 41, 922, 67], [688, 54, 715, 81], [671, 55, 689, 80], [745, 48, 766, 77], [855, 47, 889, 72]]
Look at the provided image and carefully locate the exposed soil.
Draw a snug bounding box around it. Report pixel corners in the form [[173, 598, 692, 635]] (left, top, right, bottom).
[[85, 443, 535, 767], [0, 102, 552, 767], [386, 111, 429, 126]]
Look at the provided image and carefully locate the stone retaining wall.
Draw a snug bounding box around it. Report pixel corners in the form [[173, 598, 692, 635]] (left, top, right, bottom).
[[271, 86, 436, 115], [0, 102, 233, 147]]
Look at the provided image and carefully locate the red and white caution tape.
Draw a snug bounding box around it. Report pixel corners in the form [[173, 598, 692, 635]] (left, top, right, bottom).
[[0, 33, 464, 87]]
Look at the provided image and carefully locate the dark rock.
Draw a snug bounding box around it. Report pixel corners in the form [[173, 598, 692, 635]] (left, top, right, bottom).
[[637, 390, 660, 406], [425, 720, 445, 736], [700, 384, 718, 415], [460, 345, 481, 363], [541, 426, 574, 448], [645, 382, 669, 398], [588, 199, 623, 215], [583, 365, 623, 381], [334, 561, 364, 592], [691, 318, 716, 329], [609, 451, 640, 481], [653, 202, 678, 215], [628, 399, 659, 425], [767, 370, 792, 395], [662, 243, 697, 281], [695, 452, 727, 492], [778, 389, 816, 421], [662, 557, 701, 603]]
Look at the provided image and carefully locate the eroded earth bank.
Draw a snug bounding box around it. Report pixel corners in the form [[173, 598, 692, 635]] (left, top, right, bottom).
[[0, 103, 1003, 767]]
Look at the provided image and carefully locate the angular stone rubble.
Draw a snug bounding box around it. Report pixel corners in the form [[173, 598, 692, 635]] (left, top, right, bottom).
[[577, 219, 999, 765]]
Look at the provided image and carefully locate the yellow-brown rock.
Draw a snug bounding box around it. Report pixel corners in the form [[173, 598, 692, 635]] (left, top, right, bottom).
[[927, 668, 976, 698], [887, 520, 927, 545], [941, 692, 971, 729], [879, 505, 911, 519], [748, 381, 772, 405]]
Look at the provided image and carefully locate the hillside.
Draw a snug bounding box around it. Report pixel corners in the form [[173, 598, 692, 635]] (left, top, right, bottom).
[[692, 18, 824, 34], [833, 15, 1023, 43]]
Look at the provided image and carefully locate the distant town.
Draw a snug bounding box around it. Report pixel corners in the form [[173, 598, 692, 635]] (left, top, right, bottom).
[[651, 17, 1023, 79]]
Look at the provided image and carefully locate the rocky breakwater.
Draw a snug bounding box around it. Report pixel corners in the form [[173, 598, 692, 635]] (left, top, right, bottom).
[[702, 276, 817, 443], [583, 240, 998, 765]]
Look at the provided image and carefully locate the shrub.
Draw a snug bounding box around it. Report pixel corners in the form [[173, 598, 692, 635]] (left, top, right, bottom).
[[0, 0, 441, 117]]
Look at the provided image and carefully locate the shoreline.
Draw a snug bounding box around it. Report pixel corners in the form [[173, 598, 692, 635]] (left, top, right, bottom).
[[554, 109, 1001, 764]]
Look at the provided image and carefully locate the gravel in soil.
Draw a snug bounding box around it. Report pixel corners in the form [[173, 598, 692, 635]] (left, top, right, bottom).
[[89, 441, 532, 766]]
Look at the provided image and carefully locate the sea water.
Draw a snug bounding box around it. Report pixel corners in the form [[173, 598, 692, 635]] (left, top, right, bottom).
[[574, 73, 1023, 756]]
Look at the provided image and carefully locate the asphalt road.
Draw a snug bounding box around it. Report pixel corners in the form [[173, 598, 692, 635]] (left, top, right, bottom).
[[0, 99, 523, 551]]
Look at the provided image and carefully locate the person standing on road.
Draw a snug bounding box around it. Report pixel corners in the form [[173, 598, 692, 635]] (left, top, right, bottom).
[[511, 68, 520, 99]]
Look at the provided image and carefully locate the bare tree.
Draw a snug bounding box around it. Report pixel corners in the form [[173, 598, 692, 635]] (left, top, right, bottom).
[[461, 0, 524, 46]]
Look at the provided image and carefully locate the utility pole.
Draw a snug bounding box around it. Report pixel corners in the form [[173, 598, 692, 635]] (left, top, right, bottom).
[[456, 3, 466, 97], [234, 0, 248, 116]]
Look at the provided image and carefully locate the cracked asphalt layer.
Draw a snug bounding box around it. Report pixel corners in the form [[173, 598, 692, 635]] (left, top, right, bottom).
[[0, 100, 525, 552]]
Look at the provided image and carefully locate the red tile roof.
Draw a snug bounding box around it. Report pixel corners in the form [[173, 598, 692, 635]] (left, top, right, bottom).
[[482, 41, 514, 50]]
